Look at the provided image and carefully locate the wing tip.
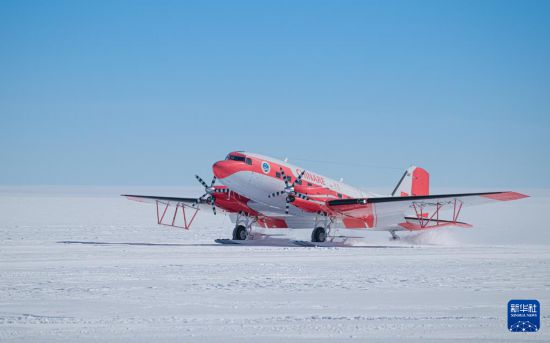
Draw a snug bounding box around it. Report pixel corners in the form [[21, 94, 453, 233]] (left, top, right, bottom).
[[481, 191, 529, 201]]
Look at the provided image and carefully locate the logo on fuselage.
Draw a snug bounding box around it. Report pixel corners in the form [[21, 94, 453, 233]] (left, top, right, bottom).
[[261, 161, 270, 174], [295, 168, 326, 186]]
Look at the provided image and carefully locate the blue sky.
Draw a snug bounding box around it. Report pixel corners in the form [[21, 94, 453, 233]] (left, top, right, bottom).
[[1, 0, 549, 189]]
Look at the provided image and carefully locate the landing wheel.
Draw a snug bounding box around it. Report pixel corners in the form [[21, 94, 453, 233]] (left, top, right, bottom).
[[390, 230, 400, 241], [233, 225, 248, 240], [311, 227, 327, 243]]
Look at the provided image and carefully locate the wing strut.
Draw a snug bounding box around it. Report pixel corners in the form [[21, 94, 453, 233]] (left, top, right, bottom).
[[404, 198, 469, 230], [156, 200, 199, 230]]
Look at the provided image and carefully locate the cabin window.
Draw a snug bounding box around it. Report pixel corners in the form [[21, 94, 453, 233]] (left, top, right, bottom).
[[337, 193, 343, 199], [285, 176, 292, 182], [245, 158, 252, 165], [227, 155, 246, 162], [275, 172, 281, 178], [295, 179, 302, 185], [307, 182, 313, 186]]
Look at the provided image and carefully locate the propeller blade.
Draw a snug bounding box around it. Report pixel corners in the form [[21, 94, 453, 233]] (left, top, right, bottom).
[[211, 198, 216, 215], [195, 175, 209, 188], [280, 168, 290, 187], [294, 169, 306, 185], [198, 192, 208, 200], [285, 201, 290, 214], [296, 193, 309, 200], [210, 176, 216, 187]]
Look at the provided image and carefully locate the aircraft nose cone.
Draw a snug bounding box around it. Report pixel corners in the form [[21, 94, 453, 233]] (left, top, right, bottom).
[[212, 160, 234, 179]]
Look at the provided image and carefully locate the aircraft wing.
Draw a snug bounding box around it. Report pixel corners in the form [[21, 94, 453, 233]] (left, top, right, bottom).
[[327, 191, 528, 230], [123, 194, 209, 208], [122, 194, 216, 229]]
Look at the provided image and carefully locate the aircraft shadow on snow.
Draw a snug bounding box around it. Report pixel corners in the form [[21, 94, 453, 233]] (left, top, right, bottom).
[[57, 241, 220, 247], [57, 240, 412, 248]]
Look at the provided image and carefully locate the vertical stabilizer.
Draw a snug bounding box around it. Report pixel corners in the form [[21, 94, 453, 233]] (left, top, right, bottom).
[[391, 166, 429, 196]]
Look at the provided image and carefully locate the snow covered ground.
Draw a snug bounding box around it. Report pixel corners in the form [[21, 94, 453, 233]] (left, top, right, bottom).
[[1, 187, 549, 342]]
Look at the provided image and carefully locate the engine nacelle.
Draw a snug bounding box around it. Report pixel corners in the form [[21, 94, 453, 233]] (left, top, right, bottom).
[[289, 197, 329, 213]]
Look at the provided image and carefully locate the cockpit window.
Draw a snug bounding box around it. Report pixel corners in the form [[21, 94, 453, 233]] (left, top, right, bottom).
[[226, 154, 246, 162], [245, 158, 252, 165]]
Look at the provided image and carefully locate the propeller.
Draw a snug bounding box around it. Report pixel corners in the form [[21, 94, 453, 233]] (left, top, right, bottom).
[[195, 174, 228, 215], [267, 168, 310, 214]]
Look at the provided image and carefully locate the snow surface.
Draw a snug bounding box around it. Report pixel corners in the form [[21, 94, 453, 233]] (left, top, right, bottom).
[[1, 187, 549, 342]]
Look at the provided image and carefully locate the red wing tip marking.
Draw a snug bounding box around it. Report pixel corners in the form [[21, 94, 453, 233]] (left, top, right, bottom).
[[481, 192, 529, 201]]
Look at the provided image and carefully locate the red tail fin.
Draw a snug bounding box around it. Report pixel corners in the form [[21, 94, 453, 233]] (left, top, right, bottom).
[[392, 166, 430, 196], [412, 167, 429, 196]]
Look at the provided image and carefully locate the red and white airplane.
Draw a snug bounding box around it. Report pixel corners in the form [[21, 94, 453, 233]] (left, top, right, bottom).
[[124, 151, 528, 243]]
